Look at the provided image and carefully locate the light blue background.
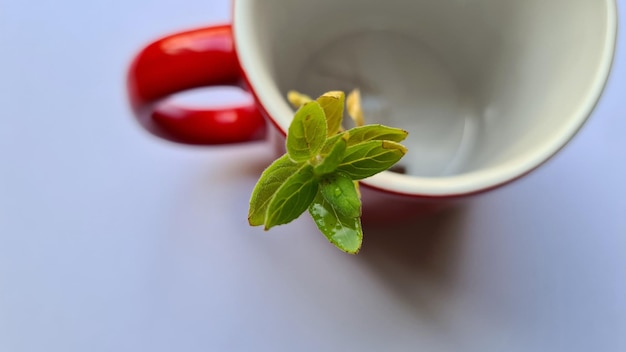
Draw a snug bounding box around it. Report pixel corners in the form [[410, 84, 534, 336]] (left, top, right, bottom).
[[1, 1, 624, 351]]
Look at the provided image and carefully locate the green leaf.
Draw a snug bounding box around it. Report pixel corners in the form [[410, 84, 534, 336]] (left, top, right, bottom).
[[320, 133, 345, 154], [286, 101, 327, 162], [343, 124, 408, 146], [316, 91, 345, 136], [313, 132, 349, 176], [251, 90, 413, 255], [248, 154, 300, 226], [336, 140, 407, 180], [320, 173, 361, 218], [309, 192, 363, 254], [265, 164, 319, 230], [320, 124, 408, 154]]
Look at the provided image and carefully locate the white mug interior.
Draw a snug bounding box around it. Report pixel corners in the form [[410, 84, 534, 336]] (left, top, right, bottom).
[[234, 0, 616, 197]]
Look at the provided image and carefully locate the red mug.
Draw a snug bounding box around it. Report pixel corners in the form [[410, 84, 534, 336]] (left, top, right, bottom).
[[128, 0, 617, 215]]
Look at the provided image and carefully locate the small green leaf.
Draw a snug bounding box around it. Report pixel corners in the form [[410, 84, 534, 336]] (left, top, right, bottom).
[[248, 155, 300, 226], [320, 173, 361, 218], [265, 164, 319, 230], [313, 133, 349, 176], [316, 91, 345, 136], [344, 124, 408, 146], [286, 101, 327, 162], [309, 193, 363, 254], [320, 132, 346, 155], [336, 140, 407, 180], [320, 124, 408, 154]]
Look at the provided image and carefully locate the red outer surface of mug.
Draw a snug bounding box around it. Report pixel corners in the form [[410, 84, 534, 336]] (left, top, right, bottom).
[[127, 25, 266, 145]]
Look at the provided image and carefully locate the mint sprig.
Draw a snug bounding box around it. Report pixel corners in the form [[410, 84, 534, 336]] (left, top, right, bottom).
[[248, 91, 408, 254]]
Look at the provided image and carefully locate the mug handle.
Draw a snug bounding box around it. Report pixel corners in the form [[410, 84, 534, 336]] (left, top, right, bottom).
[[127, 24, 266, 145]]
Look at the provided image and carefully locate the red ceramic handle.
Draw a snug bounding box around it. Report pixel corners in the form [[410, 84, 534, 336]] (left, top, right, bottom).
[[127, 25, 266, 144]]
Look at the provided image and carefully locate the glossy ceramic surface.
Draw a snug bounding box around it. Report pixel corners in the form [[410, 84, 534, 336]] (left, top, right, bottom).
[[234, 0, 617, 197], [127, 0, 616, 200], [128, 25, 265, 144]]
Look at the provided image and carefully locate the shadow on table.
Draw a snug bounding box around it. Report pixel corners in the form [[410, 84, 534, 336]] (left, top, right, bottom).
[[357, 204, 468, 324]]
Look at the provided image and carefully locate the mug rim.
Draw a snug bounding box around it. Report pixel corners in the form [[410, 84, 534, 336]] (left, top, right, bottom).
[[233, 0, 618, 198]]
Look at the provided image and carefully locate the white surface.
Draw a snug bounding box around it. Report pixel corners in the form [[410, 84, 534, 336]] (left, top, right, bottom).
[[0, 1, 625, 351]]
